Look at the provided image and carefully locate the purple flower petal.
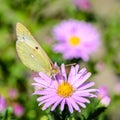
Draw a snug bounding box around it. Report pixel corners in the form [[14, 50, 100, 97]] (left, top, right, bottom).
[[51, 98, 63, 111], [66, 98, 74, 113], [60, 99, 66, 111], [68, 97, 80, 112], [61, 64, 67, 80], [73, 72, 91, 88], [78, 82, 95, 90], [41, 96, 60, 110]]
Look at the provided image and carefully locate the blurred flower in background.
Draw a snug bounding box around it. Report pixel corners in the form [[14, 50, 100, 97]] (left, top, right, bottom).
[[8, 88, 18, 100], [97, 86, 108, 99], [100, 96, 111, 107], [33, 64, 97, 113], [95, 61, 105, 71], [115, 82, 120, 94], [0, 96, 7, 112], [13, 103, 24, 117], [0, 88, 24, 117], [53, 19, 100, 61], [97, 86, 111, 107], [72, 0, 91, 11]]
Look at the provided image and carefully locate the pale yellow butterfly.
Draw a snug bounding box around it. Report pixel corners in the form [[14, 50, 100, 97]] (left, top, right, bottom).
[[16, 22, 58, 75]]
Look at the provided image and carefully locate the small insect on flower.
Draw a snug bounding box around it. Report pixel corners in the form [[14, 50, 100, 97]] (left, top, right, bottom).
[[53, 19, 100, 61], [32, 64, 97, 113]]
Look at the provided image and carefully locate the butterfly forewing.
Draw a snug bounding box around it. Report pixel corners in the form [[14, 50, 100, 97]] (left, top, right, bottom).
[[16, 22, 53, 74]]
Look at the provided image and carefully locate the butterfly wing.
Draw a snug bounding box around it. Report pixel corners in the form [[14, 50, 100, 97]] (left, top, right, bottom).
[[16, 22, 53, 74]]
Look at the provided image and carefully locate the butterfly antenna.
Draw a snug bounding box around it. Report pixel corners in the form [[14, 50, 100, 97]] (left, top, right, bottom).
[[65, 63, 76, 67]]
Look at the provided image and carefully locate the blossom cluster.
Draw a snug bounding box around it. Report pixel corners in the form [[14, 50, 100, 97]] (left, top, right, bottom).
[[53, 19, 100, 61]]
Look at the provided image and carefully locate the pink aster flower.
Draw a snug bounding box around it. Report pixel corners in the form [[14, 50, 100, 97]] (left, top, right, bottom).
[[53, 19, 100, 61], [32, 64, 97, 113]]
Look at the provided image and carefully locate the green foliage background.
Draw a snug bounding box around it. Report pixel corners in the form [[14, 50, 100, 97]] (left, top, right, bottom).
[[0, 0, 120, 120]]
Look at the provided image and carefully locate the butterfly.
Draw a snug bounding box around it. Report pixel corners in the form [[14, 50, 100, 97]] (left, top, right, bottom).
[[16, 22, 58, 76]]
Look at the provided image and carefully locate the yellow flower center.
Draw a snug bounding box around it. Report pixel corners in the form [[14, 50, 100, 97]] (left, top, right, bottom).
[[57, 82, 74, 98], [69, 36, 80, 46]]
